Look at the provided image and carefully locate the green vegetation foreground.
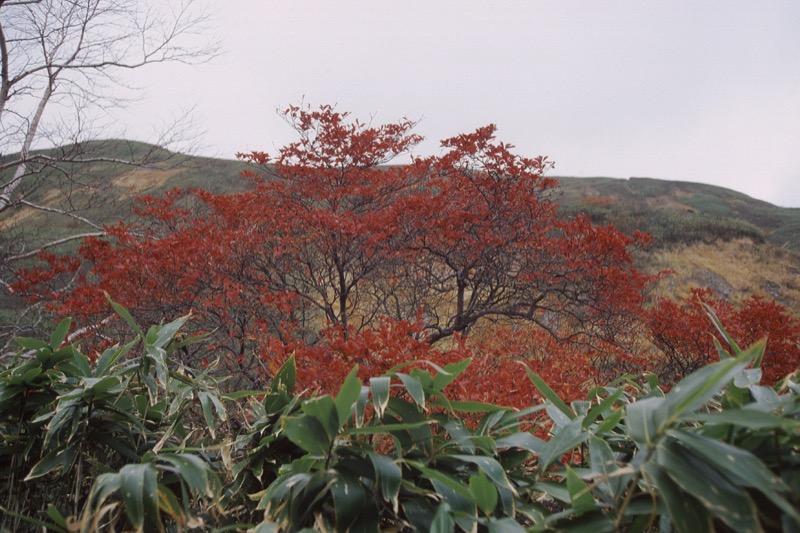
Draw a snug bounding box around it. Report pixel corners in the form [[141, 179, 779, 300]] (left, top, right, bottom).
[[1, 303, 798, 531]]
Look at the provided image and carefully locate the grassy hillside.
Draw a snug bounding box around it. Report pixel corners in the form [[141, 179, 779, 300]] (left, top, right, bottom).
[[557, 176, 800, 250], [555, 176, 800, 311], [3, 142, 799, 314], [0, 140, 251, 251]]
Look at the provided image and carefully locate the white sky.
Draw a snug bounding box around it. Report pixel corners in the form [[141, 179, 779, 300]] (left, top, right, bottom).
[[119, 1, 800, 207]]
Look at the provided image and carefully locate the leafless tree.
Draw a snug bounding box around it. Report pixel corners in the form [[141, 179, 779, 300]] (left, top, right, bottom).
[[0, 0, 219, 347]]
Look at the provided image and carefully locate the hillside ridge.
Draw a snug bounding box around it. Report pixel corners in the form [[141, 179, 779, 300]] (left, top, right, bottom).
[[4, 141, 799, 250], [3, 141, 799, 313]]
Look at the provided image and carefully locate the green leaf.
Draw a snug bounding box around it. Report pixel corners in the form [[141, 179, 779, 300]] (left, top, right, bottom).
[[397, 373, 425, 409], [538, 416, 587, 472], [95, 339, 136, 378], [733, 368, 762, 389], [658, 341, 759, 423], [546, 404, 573, 428], [411, 462, 474, 502], [705, 305, 743, 357], [470, 473, 498, 515], [223, 389, 268, 400], [370, 376, 391, 418], [595, 408, 625, 434], [330, 471, 367, 531], [157, 454, 213, 498], [119, 463, 158, 532], [550, 513, 616, 533], [643, 372, 661, 391], [198, 391, 217, 435], [147, 344, 170, 385], [748, 384, 782, 410], [669, 429, 800, 523], [70, 350, 92, 378], [20, 366, 42, 384], [170, 331, 210, 351], [207, 390, 227, 422], [248, 523, 280, 533], [566, 465, 595, 516], [334, 365, 361, 430], [421, 467, 477, 532], [485, 517, 528, 533], [49, 318, 71, 350], [444, 419, 475, 453], [523, 364, 575, 420], [0, 505, 69, 533], [657, 439, 761, 532], [355, 384, 369, 428], [532, 481, 572, 504], [450, 455, 514, 492], [301, 395, 339, 440], [282, 414, 332, 456], [588, 435, 625, 500], [369, 453, 401, 510], [151, 313, 191, 350], [271, 353, 296, 393], [86, 471, 122, 513], [435, 399, 508, 413], [583, 389, 624, 429], [431, 358, 471, 392], [644, 463, 711, 533], [16, 337, 50, 351], [402, 499, 437, 532], [385, 397, 432, 454], [157, 484, 185, 529], [343, 419, 433, 436], [46, 504, 69, 531], [87, 376, 122, 395], [495, 432, 546, 454], [571, 400, 592, 417], [713, 335, 733, 360], [430, 502, 455, 533], [26, 447, 71, 480], [410, 367, 434, 389], [625, 396, 666, 446], [687, 408, 800, 431], [106, 293, 142, 337]]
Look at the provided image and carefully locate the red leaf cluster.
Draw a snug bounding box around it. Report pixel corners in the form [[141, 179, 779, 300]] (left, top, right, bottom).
[[646, 289, 800, 385]]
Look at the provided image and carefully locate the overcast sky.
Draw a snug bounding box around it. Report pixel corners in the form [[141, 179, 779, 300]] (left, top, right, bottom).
[[120, 1, 800, 207]]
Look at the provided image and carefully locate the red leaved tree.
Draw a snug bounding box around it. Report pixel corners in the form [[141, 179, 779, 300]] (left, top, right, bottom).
[[394, 125, 653, 348], [234, 104, 426, 336], [15, 104, 657, 399]]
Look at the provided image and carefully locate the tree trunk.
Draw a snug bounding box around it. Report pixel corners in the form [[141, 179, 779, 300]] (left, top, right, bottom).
[[0, 77, 54, 214]]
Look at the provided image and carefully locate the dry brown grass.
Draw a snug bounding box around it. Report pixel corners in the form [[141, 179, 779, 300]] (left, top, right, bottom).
[[112, 167, 184, 198], [643, 238, 800, 313], [644, 195, 696, 212]]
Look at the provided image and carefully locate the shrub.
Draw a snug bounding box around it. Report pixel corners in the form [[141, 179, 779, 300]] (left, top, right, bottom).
[[1, 304, 798, 532], [0, 300, 223, 532]]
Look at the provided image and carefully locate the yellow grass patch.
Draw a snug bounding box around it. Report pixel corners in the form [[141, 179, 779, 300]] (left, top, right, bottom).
[[112, 167, 184, 198], [644, 238, 800, 312], [644, 195, 695, 212]]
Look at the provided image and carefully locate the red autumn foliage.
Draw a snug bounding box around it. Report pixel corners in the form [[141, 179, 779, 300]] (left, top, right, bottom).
[[646, 288, 800, 385], [393, 126, 654, 346], [13, 104, 798, 405]]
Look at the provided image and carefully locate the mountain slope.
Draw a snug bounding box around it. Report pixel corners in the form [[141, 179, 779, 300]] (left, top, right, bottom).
[[557, 176, 800, 251]]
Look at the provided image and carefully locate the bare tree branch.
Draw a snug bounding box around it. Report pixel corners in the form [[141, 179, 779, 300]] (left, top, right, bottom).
[[6, 230, 105, 263], [0, 0, 218, 348], [0, 0, 219, 212]]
